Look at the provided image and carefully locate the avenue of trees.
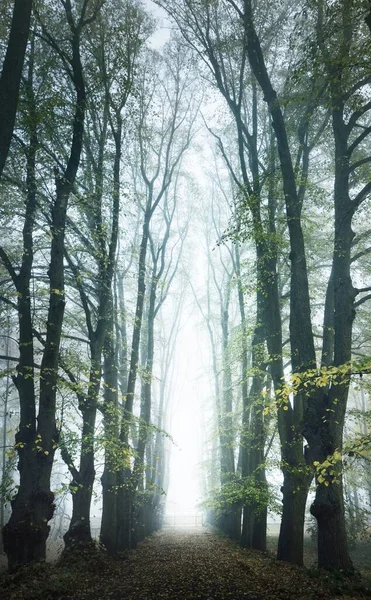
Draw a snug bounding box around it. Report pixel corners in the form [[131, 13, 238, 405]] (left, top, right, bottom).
[[0, 0, 370, 577], [155, 0, 371, 572]]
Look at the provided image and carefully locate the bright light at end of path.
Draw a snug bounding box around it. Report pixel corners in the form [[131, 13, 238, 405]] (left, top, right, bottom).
[[165, 316, 209, 516], [166, 444, 202, 515]]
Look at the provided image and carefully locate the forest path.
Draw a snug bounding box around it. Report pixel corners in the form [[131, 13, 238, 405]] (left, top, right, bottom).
[[0, 529, 368, 600], [103, 528, 318, 600]]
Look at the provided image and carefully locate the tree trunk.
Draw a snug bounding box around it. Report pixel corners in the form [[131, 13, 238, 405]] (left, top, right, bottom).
[[277, 472, 309, 566], [0, 0, 32, 177], [64, 96, 121, 553], [63, 481, 95, 549], [100, 467, 118, 554], [241, 1, 320, 566], [64, 355, 100, 551], [311, 479, 352, 570], [100, 304, 119, 554], [116, 486, 133, 551], [305, 13, 355, 565], [240, 303, 267, 552], [116, 208, 151, 551]]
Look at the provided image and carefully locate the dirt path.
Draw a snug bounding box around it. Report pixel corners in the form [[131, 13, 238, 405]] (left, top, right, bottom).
[[1, 529, 369, 600], [109, 529, 315, 600]]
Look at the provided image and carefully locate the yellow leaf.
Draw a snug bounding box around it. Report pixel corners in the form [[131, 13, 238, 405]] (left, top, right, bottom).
[[333, 450, 342, 462]]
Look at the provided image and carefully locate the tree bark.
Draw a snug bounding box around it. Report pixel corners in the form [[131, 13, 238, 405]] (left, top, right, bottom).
[[63, 347, 101, 550], [0, 0, 32, 177], [116, 209, 150, 552], [277, 472, 308, 565], [240, 285, 267, 551], [100, 298, 119, 554]]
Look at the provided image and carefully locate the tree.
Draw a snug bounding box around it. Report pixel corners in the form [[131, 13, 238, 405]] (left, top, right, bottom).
[[302, 0, 371, 570], [57, 0, 150, 552], [225, 0, 371, 571], [0, 0, 103, 568]]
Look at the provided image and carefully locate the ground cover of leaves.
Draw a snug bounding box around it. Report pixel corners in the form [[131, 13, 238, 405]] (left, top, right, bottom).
[[0, 529, 370, 600]]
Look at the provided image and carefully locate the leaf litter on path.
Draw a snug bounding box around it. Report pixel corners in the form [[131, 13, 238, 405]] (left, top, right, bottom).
[[0, 529, 370, 600]]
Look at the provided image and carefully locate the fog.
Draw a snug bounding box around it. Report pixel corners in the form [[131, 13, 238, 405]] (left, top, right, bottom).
[[0, 0, 370, 579]]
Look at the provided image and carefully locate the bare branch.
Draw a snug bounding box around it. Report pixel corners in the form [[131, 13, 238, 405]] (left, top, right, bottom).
[[0, 247, 18, 287], [225, 0, 244, 19], [351, 246, 371, 264], [354, 293, 371, 308], [349, 155, 371, 174], [347, 100, 371, 132], [347, 125, 371, 157], [352, 181, 371, 212]]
